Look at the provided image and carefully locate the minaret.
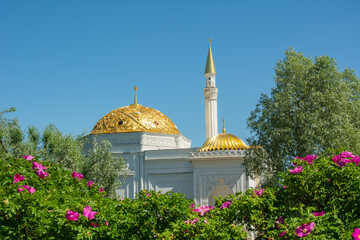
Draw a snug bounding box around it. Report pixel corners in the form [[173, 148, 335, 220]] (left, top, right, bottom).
[[204, 39, 218, 139]]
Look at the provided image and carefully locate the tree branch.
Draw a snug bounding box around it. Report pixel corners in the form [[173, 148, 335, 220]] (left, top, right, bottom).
[[0, 139, 8, 153]]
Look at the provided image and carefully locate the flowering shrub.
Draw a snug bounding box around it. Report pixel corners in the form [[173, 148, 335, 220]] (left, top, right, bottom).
[[0, 155, 219, 239], [2, 150, 360, 239], [0, 155, 110, 239], [273, 150, 360, 239], [219, 150, 360, 239]]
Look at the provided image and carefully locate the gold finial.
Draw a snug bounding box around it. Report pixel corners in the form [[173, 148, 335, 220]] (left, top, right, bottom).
[[133, 85, 138, 105], [204, 39, 216, 75], [222, 118, 226, 133]]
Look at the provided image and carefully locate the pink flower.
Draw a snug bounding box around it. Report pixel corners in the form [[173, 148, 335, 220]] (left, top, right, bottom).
[[279, 230, 287, 237], [21, 185, 36, 194], [352, 228, 360, 240], [289, 166, 304, 174], [83, 206, 98, 220], [276, 216, 284, 229], [283, 186, 287, 189], [87, 181, 94, 188], [71, 172, 84, 181], [189, 203, 195, 209], [304, 155, 317, 164], [338, 158, 352, 167], [204, 219, 208, 224], [192, 205, 214, 216], [254, 189, 265, 196], [27, 186, 36, 194], [105, 220, 109, 226], [18, 185, 36, 194], [99, 187, 105, 192], [293, 155, 317, 165], [13, 174, 25, 184], [32, 161, 47, 170], [22, 155, 34, 161], [332, 152, 359, 167], [191, 218, 199, 224], [36, 169, 49, 178], [295, 222, 315, 237], [220, 201, 231, 209], [146, 192, 150, 197], [66, 211, 80, 221], [311, 211, 325, 217], [185, 218, 200, 225], [90, 223, 99, 228], [353, 156, 360, 166]]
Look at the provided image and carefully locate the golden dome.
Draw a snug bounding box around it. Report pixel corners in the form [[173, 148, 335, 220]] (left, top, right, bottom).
[[197, 133, 249, 152], [90, 104, 180, 135], [198, 119, 248, 152]]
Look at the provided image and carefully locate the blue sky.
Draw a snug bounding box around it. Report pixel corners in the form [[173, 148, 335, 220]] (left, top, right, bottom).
[[1, 0, 359, 147]]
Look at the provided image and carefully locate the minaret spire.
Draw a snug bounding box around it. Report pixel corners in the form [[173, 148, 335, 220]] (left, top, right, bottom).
[[204, 39, 216, 75], [204, 40, 218, 140]]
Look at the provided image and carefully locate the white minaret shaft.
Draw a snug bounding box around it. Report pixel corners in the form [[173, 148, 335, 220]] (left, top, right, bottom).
[[204, 40, 218, 140]]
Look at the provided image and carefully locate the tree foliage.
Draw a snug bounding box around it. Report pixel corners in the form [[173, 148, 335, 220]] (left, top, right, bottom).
[[0, 111, 125, 197], [246, 48, 360, 184]]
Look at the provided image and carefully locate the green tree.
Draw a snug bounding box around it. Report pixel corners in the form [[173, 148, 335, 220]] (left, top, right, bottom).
[[0, 110, 125, 197], [246, 48, 360, 185]]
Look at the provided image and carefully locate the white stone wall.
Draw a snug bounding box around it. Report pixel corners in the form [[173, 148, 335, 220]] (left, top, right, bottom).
[[144, 148, 196, 198], [87, 132, 255, 203], [191, 157, 249, 205], [114, 146, 197, 199]]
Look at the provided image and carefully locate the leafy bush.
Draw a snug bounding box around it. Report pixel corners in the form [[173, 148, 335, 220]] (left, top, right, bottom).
[[0, 155, 111, 239], [1, 155, 246, 239], [2, 150, 360, 239], [0, 111, 125, 197], [221, 150, 360, 239]]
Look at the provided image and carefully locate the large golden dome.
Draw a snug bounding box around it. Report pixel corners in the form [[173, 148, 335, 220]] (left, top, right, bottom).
[[90, 103, 180, 135]]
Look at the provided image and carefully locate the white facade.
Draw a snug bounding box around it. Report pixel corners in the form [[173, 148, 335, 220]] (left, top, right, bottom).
[[87, 131, 254, 205]]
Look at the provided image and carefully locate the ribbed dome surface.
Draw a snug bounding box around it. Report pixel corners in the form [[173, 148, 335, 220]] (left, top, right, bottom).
[[90, 104, 180, 135], [198, 133, 249, 152]]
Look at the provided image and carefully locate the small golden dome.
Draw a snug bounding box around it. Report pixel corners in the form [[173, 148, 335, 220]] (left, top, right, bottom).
[[90, 104, 180, 135], [198, 133, 249, 152]]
